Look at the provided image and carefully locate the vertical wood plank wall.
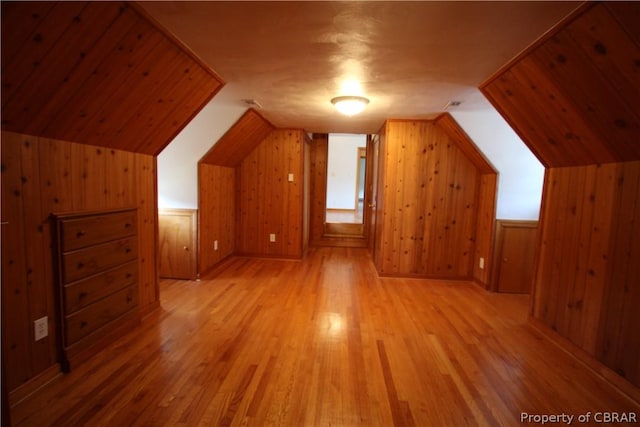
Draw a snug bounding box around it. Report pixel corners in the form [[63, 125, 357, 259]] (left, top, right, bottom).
[[302, 139, 311, 252], [308, 134, 329, 246], [198, 164, 236, 276], [1, 130, 158, 394], [533, 162, 640, 388], [374, 120, 483, 278], [433, 113, 497, 286], [373, 126, 388, 270], [473, 174, 497, 286], [236, 130, 306, 258]]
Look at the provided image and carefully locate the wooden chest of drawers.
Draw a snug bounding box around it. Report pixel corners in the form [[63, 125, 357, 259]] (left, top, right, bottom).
[[53, 208, 140, 371]]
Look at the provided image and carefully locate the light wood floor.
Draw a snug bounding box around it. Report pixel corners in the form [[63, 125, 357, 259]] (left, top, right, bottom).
[[326, 203, 363, 224], [11, 247, 639, 426]]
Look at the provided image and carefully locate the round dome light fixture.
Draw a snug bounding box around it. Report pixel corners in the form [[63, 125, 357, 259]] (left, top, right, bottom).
[[331, 95, 370, 116]]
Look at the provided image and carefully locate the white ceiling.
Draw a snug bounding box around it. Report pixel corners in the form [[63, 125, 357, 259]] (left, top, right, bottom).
[[140, 1, 579, 134]]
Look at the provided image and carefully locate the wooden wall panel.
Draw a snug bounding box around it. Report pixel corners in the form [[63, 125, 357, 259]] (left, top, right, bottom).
[[480, 2, 640, 167], [1, 1, 224, 155], [1, 133, 34, 392], [308, 134, 328, 246], [532, 162, 640, 388], [198, 164, 235, 276], [236, 129, 305, 258], [434, 113, 495, 174], [492, 220, 538, 294], [136, 154, 159, 315], [373, 125, 387, 270], [200, 109, 275, 167], [302, 139, 311, 251], [596, 161, 640, 385], [374, 120, 482, 278], [1, 130, 158, 394], [473, 173, 497, 287], [159, 209, 197, 280]]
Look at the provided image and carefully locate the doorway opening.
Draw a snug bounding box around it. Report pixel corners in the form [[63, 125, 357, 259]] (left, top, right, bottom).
[[324, 133, 367, 237]]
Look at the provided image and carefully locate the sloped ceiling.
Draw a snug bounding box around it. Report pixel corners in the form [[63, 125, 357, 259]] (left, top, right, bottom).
[[434, 113, 496, 174], [1, 1, 224, 155], [200, 108, 275, 167], [139, 1, 578, 134], [481, 2, 640, 167]]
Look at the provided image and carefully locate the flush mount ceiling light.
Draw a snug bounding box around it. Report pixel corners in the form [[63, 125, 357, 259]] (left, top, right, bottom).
[[331, 95, 370, 116]]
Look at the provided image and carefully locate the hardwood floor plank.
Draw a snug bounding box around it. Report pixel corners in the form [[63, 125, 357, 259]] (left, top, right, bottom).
[[10, 247, 639, 426]]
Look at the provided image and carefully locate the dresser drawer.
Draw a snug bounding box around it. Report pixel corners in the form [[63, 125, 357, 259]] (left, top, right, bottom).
[[64, 261, 138, 313], [64, 285, 139, 346], [62, 237, 137, 283], [60, 209, 137, 251]]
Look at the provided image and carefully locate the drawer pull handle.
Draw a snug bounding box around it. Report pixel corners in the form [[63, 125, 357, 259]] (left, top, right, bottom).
[[126, 295, 132, 303], [76, 230, 85, 238], [78, 292, 87, 300], [124, 223, 132, 228], [126, 273, 132, 278], [80, 321, 88, 329], [125, 247, 131, 253], [77, 262, 85, 270]]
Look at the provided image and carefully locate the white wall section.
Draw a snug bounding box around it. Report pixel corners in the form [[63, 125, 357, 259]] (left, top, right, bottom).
[[157, 95, 247, 209], [451, 107, 544, 220], [326, 134, 367, 210]]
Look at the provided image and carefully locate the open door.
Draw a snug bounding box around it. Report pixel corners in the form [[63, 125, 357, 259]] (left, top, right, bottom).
[[366, 134, 380, 256], [309, 133, 371, 248]]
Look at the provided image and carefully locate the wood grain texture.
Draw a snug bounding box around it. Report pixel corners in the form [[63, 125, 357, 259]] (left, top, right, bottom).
[[480, 2, 640, 167], [472, 173, 497, 287], [492, 220, 538, 294], [236, 129, 305, 258], [198, 164, 236, 276], [1, 1, 224, 155], [432, 114, 498, 287], [9, 248, 640, 426], [434, 113, 496, 174], [200, 109, 275, 167], [308, 133, 329, 245], [1, 131, 158, 394], [158, 209, 197, 280], [53, 208, 141, 371], [533, 161, 640, 388], [373, 120, 493, 280]]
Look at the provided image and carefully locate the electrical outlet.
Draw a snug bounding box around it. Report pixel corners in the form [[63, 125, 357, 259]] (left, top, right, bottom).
[[214, 240, 218, 251], [288, 173, 294, 182], [34, 316, 48, 341], [479, 257, 485, 270], [269, 233, 276, 242]]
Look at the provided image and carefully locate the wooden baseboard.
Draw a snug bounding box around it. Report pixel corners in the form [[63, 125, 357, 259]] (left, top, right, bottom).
[[472, 277, 490, 290], [233, 253, 303, 261], [528, 316, 640, 405], [9, 364, 61, 408], [199, 254, 235, 279]]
